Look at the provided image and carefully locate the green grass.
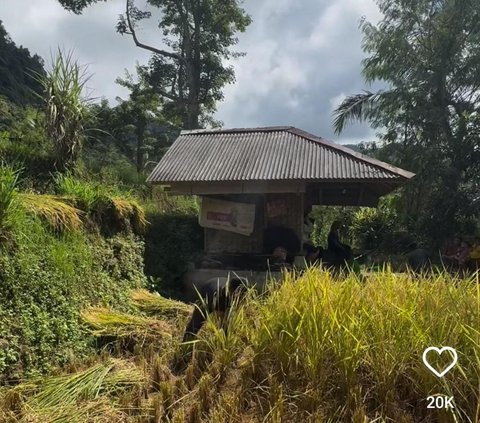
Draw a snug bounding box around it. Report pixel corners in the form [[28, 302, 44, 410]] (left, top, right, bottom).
[[2, 268, 479, 422]]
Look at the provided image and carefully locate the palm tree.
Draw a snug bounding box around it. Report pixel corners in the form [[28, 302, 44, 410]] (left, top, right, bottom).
[[35, 49, 91, 172], [332, 90, 400, 135]]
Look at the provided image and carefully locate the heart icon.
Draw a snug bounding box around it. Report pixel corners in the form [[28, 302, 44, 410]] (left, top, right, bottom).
[[422, 347, 458, 378]]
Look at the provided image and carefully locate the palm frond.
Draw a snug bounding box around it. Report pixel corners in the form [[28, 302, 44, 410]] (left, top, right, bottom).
[[333, 91, 378, 134]]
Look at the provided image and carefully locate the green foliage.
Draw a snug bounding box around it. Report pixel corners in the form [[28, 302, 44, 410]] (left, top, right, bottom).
[[115, 67, 178, 173], [0, 21, 45, 106], [0, 97, 55, 186], [349, 196, 415, 252], [35, 49, 91, 172], [54, 174, 147, 234], [57, 0, 252, 129], [83, 97, 176, 184], [0, 211, 146, 380], [0, 165, 20, 233], [310, 198, 415, 253], [333, 0, 480, 245], [0, 170, 147, 380], [143, 194, 203, 298]]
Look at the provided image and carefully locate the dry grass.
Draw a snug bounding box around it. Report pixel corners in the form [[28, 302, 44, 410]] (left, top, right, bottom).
[[19, 194, 82, 232], [1, 269, 479, 422], [130, 289, 192, 318], [0, 359, 143, 423], [111, 198, 147, 234], [81, 308, 173, 346]]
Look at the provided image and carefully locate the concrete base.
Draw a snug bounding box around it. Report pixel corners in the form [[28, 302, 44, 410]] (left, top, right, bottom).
[[183, 268, 283, 300]]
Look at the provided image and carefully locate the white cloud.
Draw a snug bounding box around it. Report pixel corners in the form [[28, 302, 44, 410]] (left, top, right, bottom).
[[0, 0, 382, 142], [329, 92, 347, 112]]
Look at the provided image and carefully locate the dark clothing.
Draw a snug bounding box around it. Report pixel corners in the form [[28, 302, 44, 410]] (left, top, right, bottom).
[[182, 277, 244, 342], [327, 230, 352, 264], [263, 226, 301, 263], [406, 248, 430, 272]]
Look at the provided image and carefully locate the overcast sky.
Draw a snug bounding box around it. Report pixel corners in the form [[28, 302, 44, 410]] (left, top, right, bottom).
[[0, 0, 382, 143]]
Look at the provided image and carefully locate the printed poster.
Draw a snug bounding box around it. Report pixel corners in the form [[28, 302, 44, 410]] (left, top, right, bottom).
[[199, 197, 255, 236]]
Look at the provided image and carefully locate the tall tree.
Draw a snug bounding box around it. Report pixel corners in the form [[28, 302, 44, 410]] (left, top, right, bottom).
[[333, 0, 480, 242], [116, 66, 176, 173], [57, 0, 251, 129]]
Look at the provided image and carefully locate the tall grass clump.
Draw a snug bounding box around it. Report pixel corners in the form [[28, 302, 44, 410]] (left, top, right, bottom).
[[54, 173, 146, 234], [19, 193, 82, 232], [1, 269, 478, 422], [36, 49, 91, 172], [183, 268, 480, 422], [0, 164, 20, 234]]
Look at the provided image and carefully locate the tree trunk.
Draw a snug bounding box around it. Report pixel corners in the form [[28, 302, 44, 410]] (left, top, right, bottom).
[[136, 118, 146, 173]]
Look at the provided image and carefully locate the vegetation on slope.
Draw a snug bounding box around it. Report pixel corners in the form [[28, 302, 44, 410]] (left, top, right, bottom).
[[0, 166, 147, 381], [1, 269, 478, 422]]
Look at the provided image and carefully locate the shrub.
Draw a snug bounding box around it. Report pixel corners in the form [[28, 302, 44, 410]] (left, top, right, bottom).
[[349, 196, 413, 252], [54, 174, 146, 234], [0, 165, 20, 233], [143, 194, 203, 299], [0, 210, 147, 381]]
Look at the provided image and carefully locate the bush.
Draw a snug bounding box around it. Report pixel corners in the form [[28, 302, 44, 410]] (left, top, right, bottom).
[[0, 192, 147, 381], [0, 165, 20, 233], [349, 196, 413, 252], [0, 98, 55, 188], [143, 194, 203, 299], [54, 174, 147, 235]]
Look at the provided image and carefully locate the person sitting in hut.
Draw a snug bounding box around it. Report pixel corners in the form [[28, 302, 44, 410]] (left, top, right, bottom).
[[270, 246, 293, 270], [263, 225, 300, 265], [441, 236, 461, 267], [327, 220, 352, 265], [456, 240, 471, 269], [405, 242, 431, 273], [468, 237, 480, 271], [443, 237, 472, 270], [182, 277, 246, 342], [303, 243, 322, 264]]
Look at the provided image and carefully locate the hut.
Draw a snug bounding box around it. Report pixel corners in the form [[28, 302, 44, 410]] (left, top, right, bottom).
[[147, 126, 414, 291]]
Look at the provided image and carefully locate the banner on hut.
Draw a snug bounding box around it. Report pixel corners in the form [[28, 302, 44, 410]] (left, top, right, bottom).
[[199, 197, 255, 236]]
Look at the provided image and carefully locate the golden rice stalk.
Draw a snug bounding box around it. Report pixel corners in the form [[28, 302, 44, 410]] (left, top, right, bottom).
[[3, 359, 141, 423], [19, 194, 82, 232], [81, 308, 173, 341], [111, 198, 147, 233], [23, 398, 127, 423], [131, 289, 192, 317]]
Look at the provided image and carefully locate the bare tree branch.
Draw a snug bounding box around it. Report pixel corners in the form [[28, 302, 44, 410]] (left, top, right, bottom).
[[125, 0, 185, 62]]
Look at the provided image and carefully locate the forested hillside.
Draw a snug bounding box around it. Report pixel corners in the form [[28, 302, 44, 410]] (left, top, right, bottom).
[[0, 21, 44, 106]]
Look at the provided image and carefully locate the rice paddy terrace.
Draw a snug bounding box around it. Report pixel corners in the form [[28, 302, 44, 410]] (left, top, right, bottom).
[[1, 270, 479, 423]]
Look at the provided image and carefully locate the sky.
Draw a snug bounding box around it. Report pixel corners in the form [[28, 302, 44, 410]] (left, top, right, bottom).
[[0, 0, 383, 144]]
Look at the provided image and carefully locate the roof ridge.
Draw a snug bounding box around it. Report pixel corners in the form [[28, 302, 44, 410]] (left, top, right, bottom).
[[181, 126, 294, 135], [287, 127, 415, 179]]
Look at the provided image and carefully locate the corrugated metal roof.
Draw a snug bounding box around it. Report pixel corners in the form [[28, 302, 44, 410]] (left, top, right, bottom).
[[147, 126, 415, 183]]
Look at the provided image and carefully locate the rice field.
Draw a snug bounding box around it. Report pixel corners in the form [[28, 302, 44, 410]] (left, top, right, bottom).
[[1, 269, 479, 422]]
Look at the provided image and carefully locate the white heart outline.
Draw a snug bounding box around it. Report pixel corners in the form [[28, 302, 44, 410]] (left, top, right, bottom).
[[422, 346, 458, 378]]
